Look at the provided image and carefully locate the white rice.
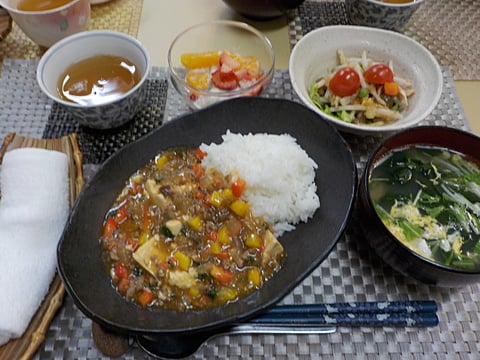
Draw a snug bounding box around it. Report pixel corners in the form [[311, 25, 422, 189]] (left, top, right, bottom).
[[200, 131, 320, 236]]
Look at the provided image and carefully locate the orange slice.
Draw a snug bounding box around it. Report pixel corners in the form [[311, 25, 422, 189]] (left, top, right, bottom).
[[180, 51, 221, 69], [185, 70, 210, 90]]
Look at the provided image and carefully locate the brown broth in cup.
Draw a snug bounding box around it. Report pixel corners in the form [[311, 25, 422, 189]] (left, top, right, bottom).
[[17, 0, 74, 11], [57, 55, 141, 106]]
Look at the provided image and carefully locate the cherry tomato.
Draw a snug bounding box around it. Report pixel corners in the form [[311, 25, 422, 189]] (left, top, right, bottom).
[[114, 263, 129, 279], [329, 67, 360, 97], [364, 63, 394, 84]]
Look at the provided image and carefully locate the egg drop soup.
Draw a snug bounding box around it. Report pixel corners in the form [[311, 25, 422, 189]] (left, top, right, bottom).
[[369, 145, 480, 271]]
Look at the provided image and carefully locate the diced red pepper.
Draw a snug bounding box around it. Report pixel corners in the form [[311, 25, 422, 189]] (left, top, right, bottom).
[[103, 217, 117, 238], [127, 237, 139, 251], [192, 163, 205, 179], [115, 204, 128, 223], [138, 289, 154, 307], [195, 190, 205, 200], [210, 265, 234, 284], [208, 230, 218, 242], [195, 147, 207, 160], [216, 251, 230, 260], [128, 181, 143, 195], [117, 278, 130, 294], [114, 263, 129, 279], [142, 205, 151, 231], [231, 178, 247, 198]]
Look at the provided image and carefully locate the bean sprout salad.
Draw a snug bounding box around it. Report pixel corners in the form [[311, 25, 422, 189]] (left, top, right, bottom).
[[309, 49, 415, 126]]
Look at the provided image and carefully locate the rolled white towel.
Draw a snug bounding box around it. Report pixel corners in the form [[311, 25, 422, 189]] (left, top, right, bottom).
[[0, 147, 69, 346]]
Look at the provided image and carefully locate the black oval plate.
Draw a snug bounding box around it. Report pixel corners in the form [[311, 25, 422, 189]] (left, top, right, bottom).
[[57, 97, 357, 335]]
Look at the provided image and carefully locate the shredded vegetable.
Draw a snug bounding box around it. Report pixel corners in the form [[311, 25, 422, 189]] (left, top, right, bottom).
[[309, 49, 415, 126]]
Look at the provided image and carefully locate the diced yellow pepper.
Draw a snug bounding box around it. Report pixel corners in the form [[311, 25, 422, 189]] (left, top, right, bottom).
[[156, 154, 169, 169], [221, 188, 235, 202], [210, 241, 222, 255], [138, 232, 149, 246], [216, 287, 238, 302], [230, 200, 250, 217], [209, 191, 223, 207], [187, 216, 203, 231], [245, 233, 262, 248], [174, 251, 191, 271], [188, 286, 200, 298], [247, 267, 262, 287], [218, 225, 231, 244]]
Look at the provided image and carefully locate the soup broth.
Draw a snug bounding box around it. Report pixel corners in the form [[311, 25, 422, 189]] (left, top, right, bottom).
[[17, 0, 74, 11], [57, 54, 140, 106], [369, 145, 480, 271]]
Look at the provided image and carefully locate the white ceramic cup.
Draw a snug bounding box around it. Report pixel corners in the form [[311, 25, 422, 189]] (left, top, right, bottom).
[[37, 30, 151, 129], [0, 0, 90, 47]]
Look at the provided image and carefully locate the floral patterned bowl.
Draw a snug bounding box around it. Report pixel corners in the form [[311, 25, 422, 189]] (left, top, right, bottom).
[[0, 0, 90, 47], [37, 30, 151, 130], [345, 0, 424, 31]]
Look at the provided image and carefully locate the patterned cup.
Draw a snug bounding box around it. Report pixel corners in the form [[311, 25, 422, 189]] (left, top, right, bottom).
[[345, 0, 424, 31], [0, 0, 90, 47], [37, 30, 151, 129]]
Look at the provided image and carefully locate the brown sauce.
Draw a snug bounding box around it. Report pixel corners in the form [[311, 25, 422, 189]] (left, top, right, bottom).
[[17, 0, 74, 11], [57, 54, 140, 106], [100, 147, 285, 310]]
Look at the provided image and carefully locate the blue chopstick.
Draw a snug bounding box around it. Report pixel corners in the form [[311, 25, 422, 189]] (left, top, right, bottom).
[[248, 301, 439, 328], [265, 300, 438, 315]]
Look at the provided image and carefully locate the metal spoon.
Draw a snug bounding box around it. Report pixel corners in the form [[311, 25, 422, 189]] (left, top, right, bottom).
[[136, 324, 337, 359]]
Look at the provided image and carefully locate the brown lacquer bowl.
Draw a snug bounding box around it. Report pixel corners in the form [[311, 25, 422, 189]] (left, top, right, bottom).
[[222, 0, 306, 19], [358, 126, 480, 287]]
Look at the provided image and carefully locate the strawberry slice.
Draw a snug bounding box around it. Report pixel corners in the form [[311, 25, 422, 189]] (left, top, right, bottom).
[[220, 51, 241, 71], [211, 66, 238, 90], [235, 68, 254, 82]]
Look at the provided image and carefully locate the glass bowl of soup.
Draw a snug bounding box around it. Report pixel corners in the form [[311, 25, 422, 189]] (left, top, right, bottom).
[[0, 0, 90, 47], [36, 30, 150, 129], [358, 126, 480, 287], [345, 0, 425, 31]]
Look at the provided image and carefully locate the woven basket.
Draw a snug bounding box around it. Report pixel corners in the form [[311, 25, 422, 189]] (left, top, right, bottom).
[[0, 132, 84, 360]]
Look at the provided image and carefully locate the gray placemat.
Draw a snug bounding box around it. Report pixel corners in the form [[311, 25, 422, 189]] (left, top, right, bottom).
[[43, 75, 168, 164], [0, 59, 479, 359], [289, 0, 480, 81]]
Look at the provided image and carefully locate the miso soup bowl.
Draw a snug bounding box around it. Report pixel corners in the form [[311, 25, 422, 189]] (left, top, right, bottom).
[[0, 0, 90, 47], [37, 30, 151, 129], [358, 126, 480, 287]]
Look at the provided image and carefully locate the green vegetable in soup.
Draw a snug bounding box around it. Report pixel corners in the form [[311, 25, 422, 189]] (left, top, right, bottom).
[[369, 146, 480, 271]]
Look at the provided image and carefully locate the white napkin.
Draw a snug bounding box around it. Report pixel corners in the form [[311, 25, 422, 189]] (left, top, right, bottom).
[[0, 148, 69, 346]]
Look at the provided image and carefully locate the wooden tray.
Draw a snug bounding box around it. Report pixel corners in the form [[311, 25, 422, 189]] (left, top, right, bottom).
[[0, 133, 84, 360]]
